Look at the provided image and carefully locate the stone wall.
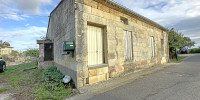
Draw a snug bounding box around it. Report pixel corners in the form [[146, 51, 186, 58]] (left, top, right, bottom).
[[0, 47, 12, 55], [47, 0, 169, 88], [46, 0, 79, 87], [74, 0, 169, 87]]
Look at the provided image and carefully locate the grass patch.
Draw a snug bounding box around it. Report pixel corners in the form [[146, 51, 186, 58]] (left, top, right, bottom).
[[0, 87, 9, 93], [170, 56, 187, 63], [0, 63, 76, 100]]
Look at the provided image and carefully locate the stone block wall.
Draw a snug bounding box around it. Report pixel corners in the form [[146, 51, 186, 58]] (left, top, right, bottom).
[[46, 0, 79, 87], [46, 0, 169, 88], [87, 66, 109, 84], [74, 0, 169, 87]]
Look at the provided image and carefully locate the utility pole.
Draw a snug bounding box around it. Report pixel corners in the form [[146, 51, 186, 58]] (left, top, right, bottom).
[[171, 28, 178, 61]]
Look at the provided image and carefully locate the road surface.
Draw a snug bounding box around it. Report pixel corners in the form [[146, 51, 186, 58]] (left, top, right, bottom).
[[88, 54, 200, 100]]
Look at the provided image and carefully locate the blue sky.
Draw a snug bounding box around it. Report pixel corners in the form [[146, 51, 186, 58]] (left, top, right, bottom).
[[0, 0, 200, 51]]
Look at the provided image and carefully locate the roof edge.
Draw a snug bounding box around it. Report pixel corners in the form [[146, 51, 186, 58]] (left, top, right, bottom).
[[49, 0, 168, 31], [106, 0, 168, 31]]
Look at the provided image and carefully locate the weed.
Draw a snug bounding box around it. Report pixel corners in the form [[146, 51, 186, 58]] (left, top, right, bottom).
[[0, 87, 9, 93], [0, 63, 75, 100], [170, 56, 187, 63], [33, 66, 75, 100]]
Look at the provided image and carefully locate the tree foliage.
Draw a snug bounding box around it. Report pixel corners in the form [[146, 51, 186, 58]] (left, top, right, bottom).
[[11, 50, 19, 56], [0, 40, 10, 48], [168, 30, 195, 52], [24, 49, 39, 57]]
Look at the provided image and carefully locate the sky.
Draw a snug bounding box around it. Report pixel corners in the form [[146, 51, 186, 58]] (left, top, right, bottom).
[[0, 0, 200, 51]]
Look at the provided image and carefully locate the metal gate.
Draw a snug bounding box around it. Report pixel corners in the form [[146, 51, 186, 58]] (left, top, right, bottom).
[[44, 43, 54, 61]]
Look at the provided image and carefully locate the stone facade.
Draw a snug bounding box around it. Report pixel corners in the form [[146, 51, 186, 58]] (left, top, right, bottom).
[[0, 47, 13, 55], [46, 0, 169, 88]]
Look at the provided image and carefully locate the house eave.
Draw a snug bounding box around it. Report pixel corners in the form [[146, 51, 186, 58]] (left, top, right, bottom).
[[105, 0, 168, 31]]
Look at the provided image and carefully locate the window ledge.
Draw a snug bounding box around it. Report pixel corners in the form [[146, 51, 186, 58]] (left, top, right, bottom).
[[88, 64, 108, 70]]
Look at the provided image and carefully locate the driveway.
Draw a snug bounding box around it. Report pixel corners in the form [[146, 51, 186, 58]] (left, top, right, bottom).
[[88, 54, 200, 100]]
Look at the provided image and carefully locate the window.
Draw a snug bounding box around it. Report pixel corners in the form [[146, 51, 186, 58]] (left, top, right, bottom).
[[150, 37, 155, 58], [161, 39, 164, 57], [120, 17, 128, 25], [123, 30, 133, 61]]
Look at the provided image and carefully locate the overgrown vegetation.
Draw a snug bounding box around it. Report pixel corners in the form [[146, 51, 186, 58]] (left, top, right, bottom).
[[0, 63, 76, 100], [34, 66, 75, 100], [11, 50, 19, 56], [170, 56, 187, 63], [23, 49, 39, 57], [0, 87, 9, 93], [189, 48, 200, 53], [1, 54, 12, 62]]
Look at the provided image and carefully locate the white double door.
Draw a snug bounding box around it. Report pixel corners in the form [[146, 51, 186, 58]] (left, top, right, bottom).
[[87, 25, 104, 66]]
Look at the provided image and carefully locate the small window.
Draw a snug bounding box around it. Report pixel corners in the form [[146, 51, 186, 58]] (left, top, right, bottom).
[[150, 37, 155, 58], [123, 30, 133, 61], [120, 17, 128, 25]]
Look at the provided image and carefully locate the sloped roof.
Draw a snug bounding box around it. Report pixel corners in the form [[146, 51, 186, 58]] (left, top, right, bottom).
[[50, 0, 168, 31], [103, 0, 168, 31]]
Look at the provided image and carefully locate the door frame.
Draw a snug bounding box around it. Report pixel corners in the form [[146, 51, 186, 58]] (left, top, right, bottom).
[[87, 23, 108, 67]]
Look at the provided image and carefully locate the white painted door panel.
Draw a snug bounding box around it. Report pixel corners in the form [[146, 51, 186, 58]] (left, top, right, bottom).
[[87, 25, 103, 66]]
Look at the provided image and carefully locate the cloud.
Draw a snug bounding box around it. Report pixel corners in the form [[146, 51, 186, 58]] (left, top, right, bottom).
[[25, 24, 30, 27], [114, 0, 200, 26], [0, 26, 47, 51], [0, 0, 51, 20], [15, 0, 51, 15]]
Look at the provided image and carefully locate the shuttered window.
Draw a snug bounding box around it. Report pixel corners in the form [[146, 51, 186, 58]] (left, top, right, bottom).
[[87, 25, 104, 66], [150, 37, 155, 58], [123, 30, 133, 61]]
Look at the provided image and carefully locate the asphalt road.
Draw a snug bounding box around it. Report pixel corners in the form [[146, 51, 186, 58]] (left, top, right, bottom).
[[88, 54, 200, 100]]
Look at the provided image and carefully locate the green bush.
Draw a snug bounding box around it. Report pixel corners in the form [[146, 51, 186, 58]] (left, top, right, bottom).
[[24, 49, 39, 57], [41, 66, 65, 90], [190, 48, 200, 53], [34, 66, 74, 100]]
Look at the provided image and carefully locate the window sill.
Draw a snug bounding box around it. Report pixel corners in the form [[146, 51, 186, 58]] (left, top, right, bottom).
[[88, 64, 108, 70]]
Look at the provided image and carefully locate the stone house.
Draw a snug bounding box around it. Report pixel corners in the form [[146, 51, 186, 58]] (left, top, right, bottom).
[[0, 47, 13, 55], [44, 0, 169, 88]]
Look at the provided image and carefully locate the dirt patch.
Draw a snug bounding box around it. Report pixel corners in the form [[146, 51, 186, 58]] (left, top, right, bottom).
[[0, 93, 12, 100]]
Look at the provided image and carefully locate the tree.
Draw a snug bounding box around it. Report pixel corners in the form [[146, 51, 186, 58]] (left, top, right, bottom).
[[168, 30, 195, 53], [3, 42, 10, 47], [24, 49, 39, 57], [11, 50, 19, 56], [0, 40, 11, 48]]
